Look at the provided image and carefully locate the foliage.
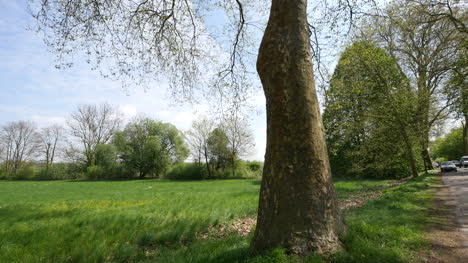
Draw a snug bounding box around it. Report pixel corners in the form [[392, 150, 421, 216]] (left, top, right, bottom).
[[363, 0, 464, 170], [68, 103, 122, 167], [207, 127, 231, 177], [431, 126, 465, 160], [95, 144, 118, 168], [224, 160, 263, 179], [0, 121, 40, 176], [165, 161, 263, 181], [114, 118, 189, 179], [246, 161, 262, 172], [222, 113, 255, 175], [324, 41, 421, 178], [165, 163, 207, 180], [34, 164, 68, 180], [86, 165, 105, 180], [185, 117, 214, 166], [445, 41, 468, 155], [185, 116, 256, 179], [14, 165, 36, 180], [446, 41, 468, 121]]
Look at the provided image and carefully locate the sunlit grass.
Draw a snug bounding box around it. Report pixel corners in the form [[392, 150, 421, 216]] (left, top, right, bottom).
[[248, 175, 437, 263], [0, 176, 429, 262], [333, 178, 395, 200]]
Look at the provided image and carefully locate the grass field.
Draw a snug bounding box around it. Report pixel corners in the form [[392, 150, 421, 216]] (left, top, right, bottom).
[[0, 177, 435, 262]]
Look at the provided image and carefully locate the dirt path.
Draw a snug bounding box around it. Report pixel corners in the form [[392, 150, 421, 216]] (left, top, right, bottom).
[[421, 169, 468, 262], [339, 177, 410, 209]]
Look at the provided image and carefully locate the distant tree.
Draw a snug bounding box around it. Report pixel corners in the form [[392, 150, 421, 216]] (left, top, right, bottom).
[[67, 103, 122, 166], [0, 121, 40, 175], [408, 0, 467, 35], [114, 118, 188, 179], [39, 124, 63, 172], [185, 117, 215, 177], [207, 127, 230, 177], [445, 42, 468, 155], [223, 113, 255, 176], [367, 0, 463, 170], [431, 126, 465, 160]]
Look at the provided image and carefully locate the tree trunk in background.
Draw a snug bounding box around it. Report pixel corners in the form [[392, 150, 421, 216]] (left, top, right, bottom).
[[463, 116, 468, 155], [417, 76, 432, 172], [204, 146, 212, 178], [400, 125, 419, 177], [252, 0, 342, 254]]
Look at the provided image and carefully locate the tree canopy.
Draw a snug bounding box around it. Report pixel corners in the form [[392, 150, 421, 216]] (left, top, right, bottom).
[[324, 40, 421, 178], [431, 126, 465, 161], [113, 118, 188, 178]]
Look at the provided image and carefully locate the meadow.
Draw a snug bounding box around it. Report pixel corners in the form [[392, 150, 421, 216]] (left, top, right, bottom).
[[0, 176, 436, 262]]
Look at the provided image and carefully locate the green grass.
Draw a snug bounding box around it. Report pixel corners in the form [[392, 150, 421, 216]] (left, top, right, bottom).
[[250, 175, 437, 263], [0, 176, 433, 262], [0, 180, 258, 262], [333, 178, 396, 200], [332, 175, 437, 262]]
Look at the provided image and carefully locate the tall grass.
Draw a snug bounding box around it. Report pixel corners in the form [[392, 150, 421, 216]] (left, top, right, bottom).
[[0, 177, 431, 262], [0, 180, 259, 262]]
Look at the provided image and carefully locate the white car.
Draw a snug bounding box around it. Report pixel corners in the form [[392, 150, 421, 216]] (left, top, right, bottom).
[[461, 156, 468, 168], [440, 161, 457, 172]]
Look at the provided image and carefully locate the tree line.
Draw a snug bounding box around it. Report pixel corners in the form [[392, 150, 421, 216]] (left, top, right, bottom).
[[26, 0, 468, 255], [323, 1, 467, 178], [0, 103, 256, 180]]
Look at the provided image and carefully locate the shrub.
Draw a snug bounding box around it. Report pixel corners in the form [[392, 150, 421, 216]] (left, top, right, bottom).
[[14, 165, 36, 180], [0, 169, 7, 180], [95, 144, 117, 168], [87, 165, 105, 180], [246, 161, 262, 172], [224, 160, 263, 179], [33, 169, 52, 180], [33, 164, 71, 180], [166, 163, 206, 180]]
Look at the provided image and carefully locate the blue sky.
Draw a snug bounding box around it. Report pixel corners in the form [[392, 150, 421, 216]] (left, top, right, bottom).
[[0, 0, 268, 161]]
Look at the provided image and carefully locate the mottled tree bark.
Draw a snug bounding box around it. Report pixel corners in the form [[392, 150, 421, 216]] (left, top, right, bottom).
[[252, 0, 342, 254]]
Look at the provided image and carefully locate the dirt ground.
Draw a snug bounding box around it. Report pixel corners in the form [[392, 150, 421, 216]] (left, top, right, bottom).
[[419, 171, 468, 262]]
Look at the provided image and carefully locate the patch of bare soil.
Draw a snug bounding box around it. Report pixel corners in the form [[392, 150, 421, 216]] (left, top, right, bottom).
[[416, 178, 468, 263], [200, 178, 410, 239], [200, 217, 256, 239]]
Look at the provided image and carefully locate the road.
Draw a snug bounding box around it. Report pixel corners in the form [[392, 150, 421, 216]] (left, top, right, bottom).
[[440, 167, 468, 248], [441, 168, 468, 239]]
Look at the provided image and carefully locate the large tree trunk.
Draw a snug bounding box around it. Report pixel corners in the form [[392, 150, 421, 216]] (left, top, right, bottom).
[[252, 0, 342, 254]]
